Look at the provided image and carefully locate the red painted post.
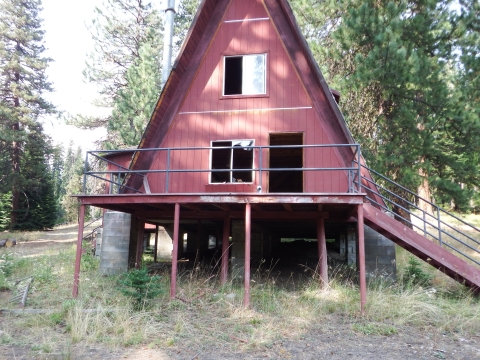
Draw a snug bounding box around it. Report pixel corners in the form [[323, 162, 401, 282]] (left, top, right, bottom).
[[135, 218, 145, 268], [170, 203, 180, 299], [317, 217, 328, 287], [220, 213, 230, 285], [73, 204, 86, 298], [244, 203, 251, 307], [357, 204, 367, 313], [154, 225, 159, 263]]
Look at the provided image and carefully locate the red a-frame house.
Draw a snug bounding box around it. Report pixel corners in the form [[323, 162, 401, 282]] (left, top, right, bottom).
[[74, 0, 480, 308]]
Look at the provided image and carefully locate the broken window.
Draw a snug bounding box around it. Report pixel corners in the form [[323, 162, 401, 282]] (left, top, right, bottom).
[[211, 140, 254, 183], [223, 54, 266, 96]]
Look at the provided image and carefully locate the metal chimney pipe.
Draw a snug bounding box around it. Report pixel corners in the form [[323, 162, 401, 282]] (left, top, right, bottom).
[[161, 0, 176, 87]]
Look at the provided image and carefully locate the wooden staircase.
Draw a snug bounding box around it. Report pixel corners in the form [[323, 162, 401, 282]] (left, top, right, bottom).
[[358, 203, 480, 291], [356, 164, 480, 292]]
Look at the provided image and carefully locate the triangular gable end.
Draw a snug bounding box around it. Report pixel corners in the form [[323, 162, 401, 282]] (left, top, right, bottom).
[[128, 0, 363, 194], [134, 0, 353, 161]]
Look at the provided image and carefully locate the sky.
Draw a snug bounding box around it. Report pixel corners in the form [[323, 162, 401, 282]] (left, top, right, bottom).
[[41, 0, 108, 150]]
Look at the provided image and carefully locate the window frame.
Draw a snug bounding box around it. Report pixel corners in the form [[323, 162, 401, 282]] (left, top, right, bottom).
[[209, 139, 255, 184], [221, 53, 268, 98]]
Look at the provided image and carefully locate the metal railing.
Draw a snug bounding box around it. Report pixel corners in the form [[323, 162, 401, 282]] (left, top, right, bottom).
[[357, 163, 480, 267], [82, 144, 362, 195], [82, 215, 103, 242]]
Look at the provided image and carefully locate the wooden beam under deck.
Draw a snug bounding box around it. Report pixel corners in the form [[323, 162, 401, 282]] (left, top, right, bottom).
[[76, 193, 365, 207]]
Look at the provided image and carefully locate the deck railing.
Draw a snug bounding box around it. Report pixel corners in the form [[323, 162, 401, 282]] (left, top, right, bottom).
[[82, 144, 362, 195], [356, 162, 480, 267]]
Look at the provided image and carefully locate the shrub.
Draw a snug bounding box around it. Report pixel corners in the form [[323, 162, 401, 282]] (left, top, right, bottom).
[[116, 267, 164, 310], [403, 256, 432, 287]]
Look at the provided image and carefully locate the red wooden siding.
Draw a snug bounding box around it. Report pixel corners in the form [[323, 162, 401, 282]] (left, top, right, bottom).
[[147, 0, 349, 194]]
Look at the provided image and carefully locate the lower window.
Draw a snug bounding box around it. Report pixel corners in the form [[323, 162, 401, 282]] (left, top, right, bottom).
[[211, 140, 254, 183]]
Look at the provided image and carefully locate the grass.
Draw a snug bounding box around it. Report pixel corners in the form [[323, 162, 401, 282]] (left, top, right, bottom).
[[1, 218, 480, 357]]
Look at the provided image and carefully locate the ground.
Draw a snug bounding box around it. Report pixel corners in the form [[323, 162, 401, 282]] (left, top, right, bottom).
[[1, 224, 479, 359]]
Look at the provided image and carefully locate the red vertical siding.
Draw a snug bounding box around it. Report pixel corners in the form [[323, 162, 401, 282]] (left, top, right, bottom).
[[147, 0, 349, 194]]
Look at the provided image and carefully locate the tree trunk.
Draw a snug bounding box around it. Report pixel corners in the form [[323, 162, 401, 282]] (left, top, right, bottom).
[[417, 167, 433, 215]]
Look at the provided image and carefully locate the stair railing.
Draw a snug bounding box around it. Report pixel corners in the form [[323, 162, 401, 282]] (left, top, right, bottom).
[[357, 163, 480, 267], [82, 215, 103, 242]]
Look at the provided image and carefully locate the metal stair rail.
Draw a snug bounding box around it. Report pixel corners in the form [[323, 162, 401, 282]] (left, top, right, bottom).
[[355, 162, 480, 268], [82, 215, 103, 243]]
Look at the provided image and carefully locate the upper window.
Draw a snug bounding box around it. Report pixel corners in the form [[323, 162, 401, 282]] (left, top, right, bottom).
[[211, 140, 254, 183], [223, 54, 266, 96]]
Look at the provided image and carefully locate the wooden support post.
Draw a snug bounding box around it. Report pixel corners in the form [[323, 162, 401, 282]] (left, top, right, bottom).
[[221, 213, 230, 285], [317, 217, 328, 287], [244, 203, 251, 307], [170, 203, 180, 299], [73, 204, 85, 298], [357, 204, 367, 313], [135, 218, 145, 269], [154, 225, 159, 263]]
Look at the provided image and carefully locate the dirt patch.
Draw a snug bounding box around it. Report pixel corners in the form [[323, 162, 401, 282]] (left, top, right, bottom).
[[2, 321, 478, 360]]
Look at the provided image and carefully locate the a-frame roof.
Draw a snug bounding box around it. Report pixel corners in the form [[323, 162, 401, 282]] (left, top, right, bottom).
[[130, 0, 355, 173]]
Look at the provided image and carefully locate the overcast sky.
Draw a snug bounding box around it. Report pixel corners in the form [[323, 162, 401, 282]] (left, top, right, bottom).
[[41, 0, 107, 150]]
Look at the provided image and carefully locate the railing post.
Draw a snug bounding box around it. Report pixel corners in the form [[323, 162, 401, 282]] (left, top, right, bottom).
[[348, 168, 352, 193], [259, 146, 262, 192], [117, 172, 121, 194], [166, 149, 171, 193], [437, 206, 442, 247], [357, 145, 361, 192]]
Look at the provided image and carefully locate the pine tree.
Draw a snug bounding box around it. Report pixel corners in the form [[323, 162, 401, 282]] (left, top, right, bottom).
[[67, 0, 200, 149], [67, 0, 164, 148], [0, 0, 55, 227], [61, 143, 85, 223], [293, 0, 480, 212], [108, 43, 161, 148]]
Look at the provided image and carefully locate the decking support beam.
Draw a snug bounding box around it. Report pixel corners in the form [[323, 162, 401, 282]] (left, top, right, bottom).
[[357, 204, 367, 312], [170, 203, 180, 299], [317, 217, 328, 287], [244, 203, 251, 307], [73, 204, 86, 298], [221, 213, 230, 285], [135, 218, 145, 268]]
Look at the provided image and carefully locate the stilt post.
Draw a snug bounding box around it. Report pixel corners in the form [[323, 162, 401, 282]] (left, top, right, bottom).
[[221, 213, 230, 285], [154, 225, 159, 263], [244, 203, 251, 307], [135, 218, 145, 268], [357, 204, 367, 312], [317, 217, 328, 287], [73, 204, 86, 298], [170, 203, 180, 299]]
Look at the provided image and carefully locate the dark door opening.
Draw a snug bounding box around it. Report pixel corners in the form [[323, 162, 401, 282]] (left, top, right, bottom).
[[269, 133, 303, 192]]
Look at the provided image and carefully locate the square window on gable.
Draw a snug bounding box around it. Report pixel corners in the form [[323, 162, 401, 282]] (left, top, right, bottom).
[[223, 54, 266, 96]]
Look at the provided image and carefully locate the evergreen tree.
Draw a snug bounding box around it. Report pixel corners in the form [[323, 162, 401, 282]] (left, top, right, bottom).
[[67, 0, 200, 149], [14, 126, 56, 230], [61, 143, 84, 223], [293, 0, 480, 212], [0, 0, 56, 228], [67, 0, 164, 148], [108, 43, 161, 148]]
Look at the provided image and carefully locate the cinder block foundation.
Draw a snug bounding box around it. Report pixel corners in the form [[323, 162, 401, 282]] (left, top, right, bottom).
[[99, 211, 131, 275]]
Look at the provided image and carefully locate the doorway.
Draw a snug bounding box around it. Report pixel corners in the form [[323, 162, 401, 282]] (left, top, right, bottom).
[[268, 133, 303, 192]]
